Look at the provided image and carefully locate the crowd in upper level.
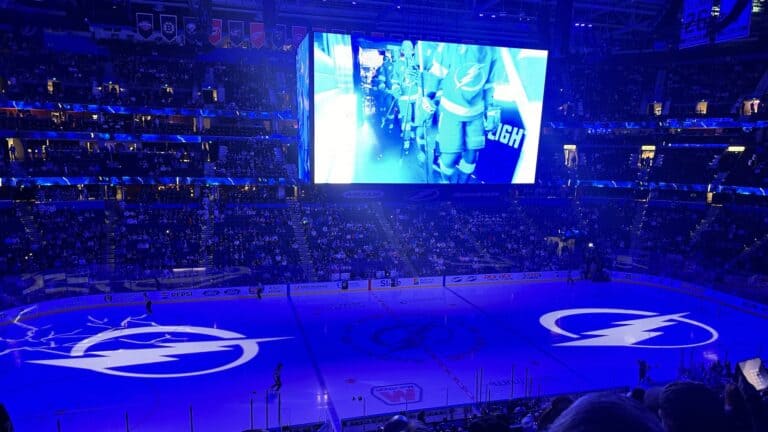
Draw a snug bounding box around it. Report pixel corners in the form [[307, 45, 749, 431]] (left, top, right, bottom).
[[0, 26, 766, 185], [0, 32, 296, 112], [547, 54, 767, 122]]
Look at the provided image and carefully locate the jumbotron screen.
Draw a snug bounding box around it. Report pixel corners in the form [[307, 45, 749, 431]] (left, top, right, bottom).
[[309, 32, 547, 184], [296, 35, 311, 183]]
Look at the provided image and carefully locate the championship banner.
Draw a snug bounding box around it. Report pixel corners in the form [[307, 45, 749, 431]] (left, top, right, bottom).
[[183, 17, 201, 46], [228, 20, 245, 47], [160, 14, 178, 42], [136, 13, 154, 39], [715, 0, 751, 43], [679, 0, 712, 48], [250, 22, 266, 48], [209, 18, 223, 46], [272, 24, 287, 49], [292, 26, 307, 49]]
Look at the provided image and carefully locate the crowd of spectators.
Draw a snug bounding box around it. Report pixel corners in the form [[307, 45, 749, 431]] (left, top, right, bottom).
[[0, 108, 278, 139], [0, 134, 302, 179], [213, 139, 288, 179], [547, 52, 767, 122], [649, 147, 721, 184], [0, 185, 765, 305], [366, 357, 767, 432], [0, 32, 295, 112], [0, 206, 29, 276], [113, 203, 204, 275], [31, 205, 108, 271], [209, 204, 302, 283], [17, 140, 205, 177], [532, 128, 768, 190], [0, 111, 196, 135], [579, 198, 637, 254], [0, 8, 767, 301], [388, 203, 484, 276], [692, 207, 768, 276], [0, 187, 302, 283], [719, 146, 768, 187], [301, 202, 404, 279], [663, 57, 767, 117], [548, 60, 658, 122], [4, 27, 768, 187], [575, 146, 641, 182], [636, 204, 707, 260], [2, 19, 768, 285]]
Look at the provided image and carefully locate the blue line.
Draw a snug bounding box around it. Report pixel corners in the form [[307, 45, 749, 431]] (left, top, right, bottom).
[[287, 294, 342, 432]]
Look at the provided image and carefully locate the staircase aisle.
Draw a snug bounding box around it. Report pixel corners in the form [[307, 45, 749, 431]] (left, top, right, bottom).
[[286, 197, 317, 281]]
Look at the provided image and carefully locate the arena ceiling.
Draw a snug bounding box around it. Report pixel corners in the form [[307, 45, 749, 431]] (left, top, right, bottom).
[[271, 0, 677, 49], [57, 0, 676, 49], [5, 0, 765, 52]]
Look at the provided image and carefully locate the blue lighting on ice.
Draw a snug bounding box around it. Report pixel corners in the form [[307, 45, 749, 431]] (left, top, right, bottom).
[[1, 279, 766, 431]]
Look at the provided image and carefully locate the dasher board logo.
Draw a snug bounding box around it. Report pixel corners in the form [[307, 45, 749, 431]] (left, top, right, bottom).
[[26, 325, 290, 378], [371, 383, 422, 405], [539, 308, 718, 348]]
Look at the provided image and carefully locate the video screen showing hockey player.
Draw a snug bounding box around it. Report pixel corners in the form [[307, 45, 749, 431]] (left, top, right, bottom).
[[296, 35, 311, 183], [313, 33, 547, 184], [312, 33, 358, 183]]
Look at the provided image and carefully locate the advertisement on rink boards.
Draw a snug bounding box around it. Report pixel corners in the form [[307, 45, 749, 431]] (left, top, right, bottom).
[[0, 285, 289, 324], [153, 285, 287, 300], [372, 276, 443, 289], [290, 279, 368, 295], [445, 271, 565, 286]]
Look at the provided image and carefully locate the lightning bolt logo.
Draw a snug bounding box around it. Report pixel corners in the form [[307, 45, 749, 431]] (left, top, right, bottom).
[[454, 64, 485, 91], [25, 325, 291, 378], [539, 308, 719, 348]]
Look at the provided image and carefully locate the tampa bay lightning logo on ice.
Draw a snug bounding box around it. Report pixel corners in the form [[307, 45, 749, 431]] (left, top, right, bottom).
[[539, 308, 719, 348], [26, 325, 290, 378]]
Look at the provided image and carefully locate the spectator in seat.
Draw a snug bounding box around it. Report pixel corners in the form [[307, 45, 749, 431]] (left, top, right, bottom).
[[658, 381, 723, 432], [723, 382, 752, 432], [550, 392, 663, 432], [538, 395, 574, 430], [0, 403, 12, 432]]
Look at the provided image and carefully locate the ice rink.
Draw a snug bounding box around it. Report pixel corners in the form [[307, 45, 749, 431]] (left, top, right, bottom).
[[2, 277, 766, 431]]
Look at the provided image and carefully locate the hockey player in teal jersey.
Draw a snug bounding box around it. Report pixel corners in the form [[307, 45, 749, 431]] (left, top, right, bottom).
[[390, 40, 423, 156], [421, 43, 502, 183]]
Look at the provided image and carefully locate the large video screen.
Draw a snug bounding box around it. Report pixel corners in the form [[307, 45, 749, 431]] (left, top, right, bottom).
[[312, 33, 547, 184], [296, 35, 311, 183]]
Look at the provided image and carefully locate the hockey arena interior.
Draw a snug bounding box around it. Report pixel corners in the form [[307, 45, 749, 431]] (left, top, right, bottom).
[[1, 1, 768, 431]]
